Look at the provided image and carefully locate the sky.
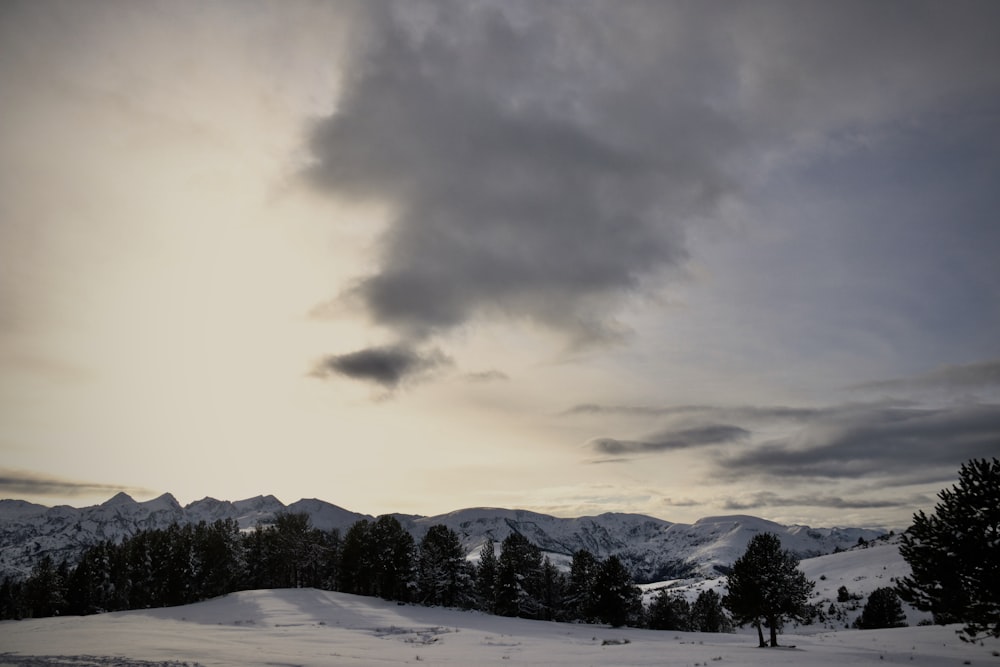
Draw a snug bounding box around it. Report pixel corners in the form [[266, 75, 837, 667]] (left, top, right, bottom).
[[1, 0, 999, 530]]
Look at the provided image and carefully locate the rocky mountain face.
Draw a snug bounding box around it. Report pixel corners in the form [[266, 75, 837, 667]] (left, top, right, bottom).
[[0, 493, 884, 583]]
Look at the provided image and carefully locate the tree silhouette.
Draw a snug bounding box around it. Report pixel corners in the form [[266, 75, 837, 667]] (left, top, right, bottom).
[[723, 532, 814, 647], [898, 457, 1000, 640]]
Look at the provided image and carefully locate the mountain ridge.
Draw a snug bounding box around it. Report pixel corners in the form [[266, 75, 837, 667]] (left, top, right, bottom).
[[0, 493, 885, 582]]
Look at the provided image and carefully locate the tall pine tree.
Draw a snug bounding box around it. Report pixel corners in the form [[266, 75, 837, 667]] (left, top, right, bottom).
[[723, 532, 814, 647], [898, 457, 1000, 640]]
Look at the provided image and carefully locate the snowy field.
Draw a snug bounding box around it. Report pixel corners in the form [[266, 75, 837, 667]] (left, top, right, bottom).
[[1, 587, 997, 667]]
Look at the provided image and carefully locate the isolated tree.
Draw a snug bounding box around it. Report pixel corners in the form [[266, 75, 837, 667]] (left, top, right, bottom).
[[723, 532, 815, 647], [854, 587, 907, 630], [592, 554, 642, 628], [898, 457, 1000, 640]]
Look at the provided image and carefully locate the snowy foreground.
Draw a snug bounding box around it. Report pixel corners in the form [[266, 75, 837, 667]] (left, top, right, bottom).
[[2, 588, 997, 667]]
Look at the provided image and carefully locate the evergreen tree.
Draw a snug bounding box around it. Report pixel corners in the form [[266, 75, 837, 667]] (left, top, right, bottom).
[[898, 457, 1000, 641], [495, 532, 543, 619], [647, 588, 691, 630], [319, 529, 342, 592], [21, 555, 66, 618], [338, 519, 374, 596], [592, 554, 642, 628], [854, 587, 907, 629], [270, 513, 316, 588], [0, 576, 23, 620], [417, 524, 473, 608], [723, 532, 815, 647], [691, 588, 732, 633], [243, 523, 280, 591], [368, 515, 415, 602], [566, 549, 599, 622], [475, 539, 498, 613], [194, 519, 244, 598], [538, 557, 567, 621]]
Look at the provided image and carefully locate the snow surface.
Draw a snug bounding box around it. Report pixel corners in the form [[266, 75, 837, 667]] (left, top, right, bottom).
[[2, 539, 994, 666], [2, 587, 995, 667]]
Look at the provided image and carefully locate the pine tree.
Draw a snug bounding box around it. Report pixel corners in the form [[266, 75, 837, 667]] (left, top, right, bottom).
[[854, 587, 907, 629], [647, 588, 691, 631], [338, 519, 373, 596], [368, 515, 415, 602], [691, 588, 732, 633], [897, 458, 1000, 641], [566, 549, 599, 622], [592, 554, 642, 628], [538, 557, 567, 621], [723, 532, 815, 647], [22, 555, 66, 618], [475, 539, 498, 613], [495, 532, 543, 619], [417, 524, 472, 608]]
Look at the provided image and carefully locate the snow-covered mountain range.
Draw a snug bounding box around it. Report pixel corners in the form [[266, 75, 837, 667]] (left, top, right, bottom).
[[0, 492, 885, 582]]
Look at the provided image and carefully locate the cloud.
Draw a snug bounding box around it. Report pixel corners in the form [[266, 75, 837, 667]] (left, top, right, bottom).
[[305, 2, 1000, 351], [716, 403, 1000, 482], [854, 358, 1000, 392], [721, 491, 926, 511], [302, 3, 749, 351], [565, 403, 825, 422], [590, 424, 750, 456], [0, 468, 152, 498], [310, 344, 451, 388]]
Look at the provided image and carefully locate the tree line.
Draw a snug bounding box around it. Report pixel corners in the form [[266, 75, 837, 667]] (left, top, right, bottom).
[[0, 512, 726, 630]]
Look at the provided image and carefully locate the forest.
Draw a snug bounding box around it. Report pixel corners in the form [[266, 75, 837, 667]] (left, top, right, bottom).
[[0, 512, 729, 631]]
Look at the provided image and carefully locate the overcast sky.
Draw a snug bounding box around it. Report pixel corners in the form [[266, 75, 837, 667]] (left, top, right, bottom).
[[2, 0, 998, 529]]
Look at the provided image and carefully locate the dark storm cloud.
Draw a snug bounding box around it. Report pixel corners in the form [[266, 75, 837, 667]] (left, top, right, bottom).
[[717, 403, 1000, 482], [0, 468, 152, 498], [854, 359, 1000, 392], [310, 344, 450, 388], [307, 1, 714, 345], [591, 424, 750, 456], [305, 1, 1000, 378]]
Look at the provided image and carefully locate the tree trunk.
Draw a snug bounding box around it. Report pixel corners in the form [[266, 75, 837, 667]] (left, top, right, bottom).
[[768, 616, 779, 647], [755, 621, 766, 648]]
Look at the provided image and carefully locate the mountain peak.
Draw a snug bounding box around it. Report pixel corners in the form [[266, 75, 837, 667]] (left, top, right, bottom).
[[142, 493, 181, 512], [101, 491, 136, 507]]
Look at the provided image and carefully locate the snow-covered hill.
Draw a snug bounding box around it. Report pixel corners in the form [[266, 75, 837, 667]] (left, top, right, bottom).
[[401, 509, 884, 581], [642, 533, 928, 630], [1, 587, 992, 666], [0, 493, 883, 582]]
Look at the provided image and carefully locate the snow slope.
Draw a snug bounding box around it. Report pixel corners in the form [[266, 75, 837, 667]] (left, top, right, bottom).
[[1, 587, 994, 666], [640, 533, 930, 631]]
